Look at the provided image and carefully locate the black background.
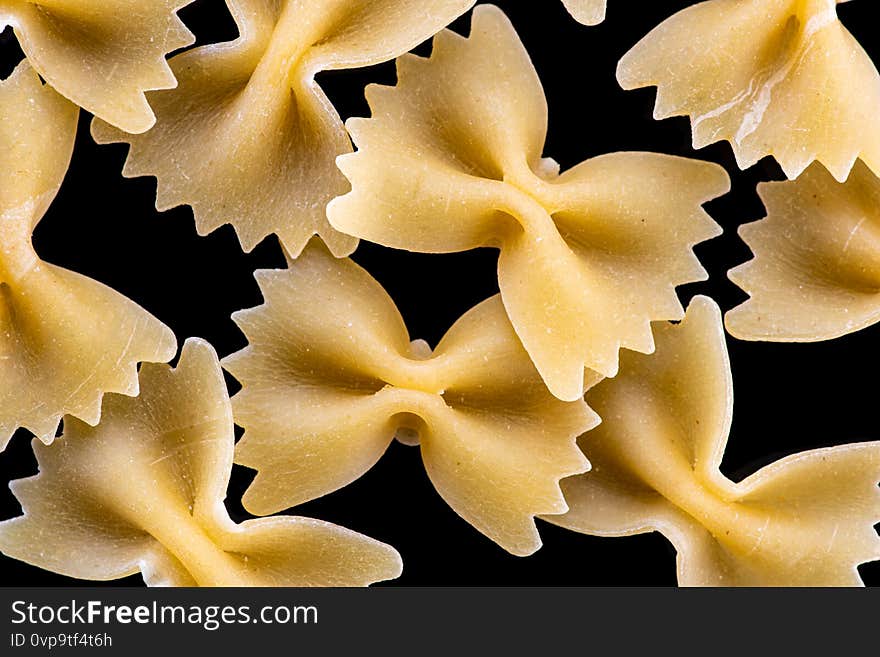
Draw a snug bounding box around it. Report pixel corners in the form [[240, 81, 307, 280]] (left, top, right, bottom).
[[1, 0, 878, 586]]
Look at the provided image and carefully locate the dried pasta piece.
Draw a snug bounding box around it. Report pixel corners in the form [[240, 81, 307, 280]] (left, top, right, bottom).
[[561, 0, 606, 25], [223, 241, 598, 557], [90, 0, 476, 256], [0, 62, 177, 450], [0, 339, 403, 587], [0, 1, 194, 133], [617, 0, 880, 182], [328, 5, 728, 401], [727, 160, 880, 341], [545, 296, 880, 586]]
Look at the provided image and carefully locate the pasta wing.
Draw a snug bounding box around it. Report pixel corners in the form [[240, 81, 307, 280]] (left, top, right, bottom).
[[548, 296, 732, 535], [674, 443, 880, 587], [2, 0, 194, 133], [302, 0, 478, 71], [224, 242, 596, 555], [617, 0, 880, 181], [0, 339, 402, 587], [560, 0, 607, 25], [225, 244, 412, 514], [547, 296, 880, 586], [0, 60, 75, 226], [0, 62, 176, 449], [91, 0, 475, 256], [420, 296, 596, 556], [330, 6, 549, 252], [329, 5, 727, 400], [727, 160, 880, 341], [496, 152, 725, 399]]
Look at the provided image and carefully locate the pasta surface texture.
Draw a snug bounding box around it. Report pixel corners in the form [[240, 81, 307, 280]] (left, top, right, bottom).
[[727, 160, 880, 341], [223, 241, 599, 557], [561, 0, 606, 25], [617, 0, 880, 182], [0, 339, 403, 587], [546, 296, 880, 586], [0, 0, 194, 133], [91, 0, 476, 256], [0, 61, 176, 450], [328, 5, 729, 401]]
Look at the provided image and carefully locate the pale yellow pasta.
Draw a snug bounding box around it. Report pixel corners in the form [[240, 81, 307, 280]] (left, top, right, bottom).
[[546, 296, 880, 586], [0, 0, 194, 133], [561, 0, 606, 25], [727, 160, 880, 341], [0, 61, 176, 450], [223, 241, 598, 557], [91, 0, 476, 256], [0, 339, 403, 587], [617, 0, 880, 182], [327, 5, 728, 402]]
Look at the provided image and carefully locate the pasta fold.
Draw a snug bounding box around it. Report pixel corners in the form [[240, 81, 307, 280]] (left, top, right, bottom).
[[0, 61, 176, 450], [91, 0, 476, 255], [561, 0, 606, 25], [328, 5, 728, 401], [727, 160, 880, 341], [617, 0, 880, 182], [0, 339, 403, 586], [1, 0, 194, 133], [546, 296, 880, 586], [223, 241, 598, 557]]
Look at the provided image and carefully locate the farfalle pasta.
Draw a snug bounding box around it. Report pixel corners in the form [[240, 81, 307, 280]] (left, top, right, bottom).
[[223, 241, 598, 557], [327, 5, 729, 401], [0, 0, 194, 133], [561, 0, 606, 25], [546, 296, 880, 586], [0, 61, 176, 450], [617, 0, 880, 182], [727, 160, 880, 341], [91, 0, 476, 256], [0, 339, 403, 587]]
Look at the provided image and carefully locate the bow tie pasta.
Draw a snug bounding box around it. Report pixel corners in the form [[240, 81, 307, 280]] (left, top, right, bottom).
[[327, 5, 729, 401], [0, 0, 194, 133], [546, 296, 880, 586], [0, 61, 176, 450], [617, 0, 880, 182], [91, 0, 476, 256], [223, 241, 599, 557], [0, 339, 403, 587]]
